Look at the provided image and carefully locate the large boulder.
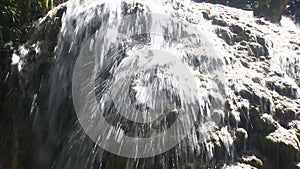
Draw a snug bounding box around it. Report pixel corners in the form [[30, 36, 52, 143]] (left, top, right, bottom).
[[262, 127, 300, 169]]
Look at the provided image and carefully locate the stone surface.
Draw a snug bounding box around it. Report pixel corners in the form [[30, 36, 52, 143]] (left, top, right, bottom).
[[223, 163, 257, 169], [234, 128, 248, 153], [216, 28, 234, 45], [262, 127, 300, 169], [240, 155, 263, 169]]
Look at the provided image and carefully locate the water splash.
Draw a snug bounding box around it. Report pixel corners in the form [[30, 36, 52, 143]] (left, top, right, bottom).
[[39, 0, 226, 167]]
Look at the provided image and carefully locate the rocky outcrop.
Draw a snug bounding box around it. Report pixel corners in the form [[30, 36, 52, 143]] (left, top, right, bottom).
[[201, 2, 299, 168], [0, 5, 67, 169], [262, 127, 300, 169]]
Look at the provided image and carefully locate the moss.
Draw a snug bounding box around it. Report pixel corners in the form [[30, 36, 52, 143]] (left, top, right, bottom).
[[241, 155, 263, 168], [265, 135, 275, 142], [252, 77, 261, 84]]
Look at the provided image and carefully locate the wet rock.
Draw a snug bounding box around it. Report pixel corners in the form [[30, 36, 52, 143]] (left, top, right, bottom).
[[216, 28, 234, 45], [230, 25, 244, 35], [202, 11, 211, 20], [266, 80, 300, 99], [248, 42, 265, 57], [239, 89, 272, 113], [211, 127, 234, 161], [211, 110, 225, 125], [228, 110, 241, 127], [223, 163, 256, 169], [255, 19, 268, 25], [256, 36, 272, 57], [251, 113, 280, 134], [0, 5, 67, 169], [240, 59, 250, 68], [212, 18, 229, 27], [288, 120, 300, 132], [273, 70, 285, 77], [229, 25, 251, 43], [275, 107, 297, 125], [240, 40, 248, 46], [234, 128, 248, 153], [240, 155, 263, 169], [262, 127, 300, 169]]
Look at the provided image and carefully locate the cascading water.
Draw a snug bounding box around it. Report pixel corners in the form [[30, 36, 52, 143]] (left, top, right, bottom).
[[3, 0, 299, 168], [50, 0, 226, 168]]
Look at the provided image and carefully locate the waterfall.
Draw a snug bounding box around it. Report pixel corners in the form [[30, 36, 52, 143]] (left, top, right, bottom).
[[50, 0, 226, 168], [6, 0, 300, 168]]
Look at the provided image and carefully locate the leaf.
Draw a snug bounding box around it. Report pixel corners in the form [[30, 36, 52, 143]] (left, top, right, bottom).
[[50, 0, 54, 10], [45, 0, 49, 9]]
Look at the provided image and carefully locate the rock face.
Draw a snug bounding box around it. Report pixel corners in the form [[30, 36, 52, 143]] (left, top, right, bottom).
[[0, 0, 299, 169], [263, 127, 300, 169], [253, 0, 289, 22]]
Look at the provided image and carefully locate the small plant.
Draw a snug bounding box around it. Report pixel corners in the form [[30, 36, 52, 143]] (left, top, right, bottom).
[[0, 0, 19, 41], [0, 0, 65, 42], [0, 0, 19, 22], [252, 77, 261, 84]]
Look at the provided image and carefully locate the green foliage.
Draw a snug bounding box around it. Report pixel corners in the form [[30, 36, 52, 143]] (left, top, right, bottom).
[[0, 0, 19, 22], [252, 77, 261, 84], [0, 0, 19, 41], [45, 0, 55, 10], [0, 0, 61, 42]]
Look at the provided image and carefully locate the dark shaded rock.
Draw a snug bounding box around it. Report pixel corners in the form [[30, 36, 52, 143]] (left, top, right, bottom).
[[288, 120, 300, 132], [216, 28, 234, 45], [212, 18, 229, 27], [239, 90, 260, 105], [266, 80, 300, 99], [256, 36, 272, 57], [262, 127, 300, 169], [229, 25, 252, 43], [255, 19, 268, 25], [240, 155, 263, 169], [0, 5, 67, 169], [248, 42, 265, 57], [253, 0, 289, 22], [239, 90, 273, 113], [210, 127, 234, 163], [237, 45, 248, 51], [240, 59, 250, 68], [275, 107, 297, 125], [251, 113, 280, 134], [230, 25, 244, 35], [234, 128, 248, 153], [240, 40, 248, 46], [202, 11, 211, 20], [273, 70, 285, 77], [228, 110, 240, 127]]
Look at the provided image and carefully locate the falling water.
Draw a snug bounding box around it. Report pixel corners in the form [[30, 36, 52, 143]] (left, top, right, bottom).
[[46, 0, 228, 168]]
